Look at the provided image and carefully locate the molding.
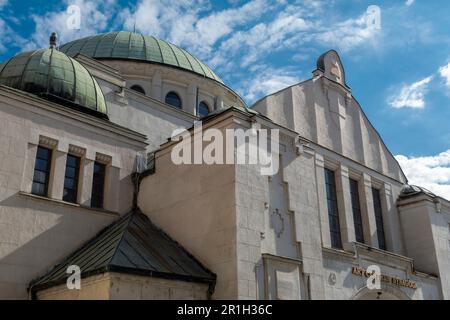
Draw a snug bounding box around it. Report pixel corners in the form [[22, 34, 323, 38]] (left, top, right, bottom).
[[74, 54, 126, 88], [262, 253, 303, 265], [0, 86, 148, 149], [19, 192, 120, 217], [96, 152, 113, 165], [69, 144, 87, 157], [39, 135, 59, 149], [162, 78, 189, 89], [124, 88, 198, 122]]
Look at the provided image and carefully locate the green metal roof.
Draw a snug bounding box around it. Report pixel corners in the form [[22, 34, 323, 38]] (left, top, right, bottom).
[[0, 48, 107, 118], [29, 210, 216, 294], [59, 31, 224, 84]]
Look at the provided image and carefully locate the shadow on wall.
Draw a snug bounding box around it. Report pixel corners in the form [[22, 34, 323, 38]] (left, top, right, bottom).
[[0, 191, 117, 299]]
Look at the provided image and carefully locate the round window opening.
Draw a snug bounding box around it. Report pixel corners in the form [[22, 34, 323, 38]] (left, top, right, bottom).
[[197, 101, 210, 117], [130, 84, 145, 95], [165, 91, 182, 109]]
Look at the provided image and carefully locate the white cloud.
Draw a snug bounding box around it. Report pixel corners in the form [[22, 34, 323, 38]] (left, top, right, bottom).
[[315, 9, 381, 52], [396, 150, 450, 200], [405, 0, 415, 6], [439, 62, 450, 88], [209, 9, 310, 69], [119, 0, 268, 57], [0, 18, 26, 53], [240, 66, 302, 102], [24, 0, 115, 50], [388, 76, 433, 109]]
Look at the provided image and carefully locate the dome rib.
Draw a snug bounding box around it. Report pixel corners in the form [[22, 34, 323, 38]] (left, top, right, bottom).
[[59, 32, 224, 84], [45, 47, 55, 95], [67, 52, 78, 108], [18, 49, 41, 90]]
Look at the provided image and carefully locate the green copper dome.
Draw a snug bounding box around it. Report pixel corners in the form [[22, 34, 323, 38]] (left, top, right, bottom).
[[59, 31, 223, 84], [0, 48, 107, 118]]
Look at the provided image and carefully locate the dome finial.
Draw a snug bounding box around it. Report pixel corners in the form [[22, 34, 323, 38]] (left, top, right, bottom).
[[49, 32, 58, 49]]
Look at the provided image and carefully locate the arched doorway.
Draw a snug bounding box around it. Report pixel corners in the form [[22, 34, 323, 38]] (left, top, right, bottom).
[[352, 285, 410, 300]]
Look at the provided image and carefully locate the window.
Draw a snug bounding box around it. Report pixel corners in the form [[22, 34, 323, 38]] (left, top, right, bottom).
[[349, 178, 364, 243], [372, 188, 386, 250], [130, 84, 145, 95], [197, 101, 210, 117], [325, 168, 342, 249], [63, 154, 81, 203], [32, 146, 52, 197], [91, 162, 106, 208], [165, 91, 182, 109]]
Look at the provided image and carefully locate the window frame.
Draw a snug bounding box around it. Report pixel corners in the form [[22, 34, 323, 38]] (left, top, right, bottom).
[[62, 154, 81, 204], [165, 91, 182, 109], [130, 84, 146, 95], [197, 101, 210, 117], [31, 146, 53, 197], [324, 168, 343, 249], [349, 178, 365, 244], [91, 161, 106, 209], [372, 187, 387, 250]]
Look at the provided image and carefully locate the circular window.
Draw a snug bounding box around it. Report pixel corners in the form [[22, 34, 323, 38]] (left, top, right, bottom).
[[165, 91, 182, 109], [130, 84, 145, 95], [197, 101, 210, 117]]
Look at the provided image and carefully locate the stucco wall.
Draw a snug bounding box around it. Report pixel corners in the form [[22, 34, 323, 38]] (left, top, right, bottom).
[[398, 196, 450, 299], [99, 61, 245, 114], [252, 52, 406, 184], [0, 87, 146, 299], [138, 115, 238, 299], [36, 272, 209, 300]]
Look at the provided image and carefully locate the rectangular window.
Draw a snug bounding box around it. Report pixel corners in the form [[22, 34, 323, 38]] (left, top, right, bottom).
[[63, 154, 81, 203], [91, 162, 106, 208], [325, 168, 342, 249], [372, 188, 386, 250], [31, 146, 52, 197], [349, 178, 364, 243]]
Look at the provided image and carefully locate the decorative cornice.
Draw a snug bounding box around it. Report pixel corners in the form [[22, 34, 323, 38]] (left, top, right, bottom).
[[0, 85, 147, 148]]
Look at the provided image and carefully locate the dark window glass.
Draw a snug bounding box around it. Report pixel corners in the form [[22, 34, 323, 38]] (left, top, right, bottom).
[[197, 101, 210, 117], [130, 84, 145, 95], [372, 188, 386, 250], [32, 146, 52, 197], [63, 154, 80, 203], [325, 168, 342, 249], [165, 91, 182, 109], [91, 162, 106, 208], [349, 179, 364, 243]]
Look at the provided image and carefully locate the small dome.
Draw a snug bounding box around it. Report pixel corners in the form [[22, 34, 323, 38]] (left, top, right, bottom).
[[0, 48, 107, 118], [59, 31, 223, 84]]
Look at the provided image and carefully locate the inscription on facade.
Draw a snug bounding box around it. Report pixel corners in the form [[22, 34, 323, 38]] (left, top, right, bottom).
[[352, 267, 417, 289]]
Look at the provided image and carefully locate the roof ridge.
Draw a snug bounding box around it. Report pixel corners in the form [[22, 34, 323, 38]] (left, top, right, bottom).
[[133, 208, 217, 279], [105, 211, 136, 268]]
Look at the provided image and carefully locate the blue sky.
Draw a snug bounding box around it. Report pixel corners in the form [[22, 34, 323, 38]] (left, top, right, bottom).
[[1, 0, 450, 198]]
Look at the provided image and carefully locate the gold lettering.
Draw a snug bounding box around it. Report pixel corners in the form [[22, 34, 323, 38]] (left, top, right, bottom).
[[351, 267, 417, 289]]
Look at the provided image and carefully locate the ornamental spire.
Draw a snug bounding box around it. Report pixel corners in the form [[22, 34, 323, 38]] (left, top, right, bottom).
[[49, 32, 58, 49]]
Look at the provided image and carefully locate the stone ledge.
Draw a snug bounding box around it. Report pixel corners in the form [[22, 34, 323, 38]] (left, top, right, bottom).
[[18, 192, 120, 217]]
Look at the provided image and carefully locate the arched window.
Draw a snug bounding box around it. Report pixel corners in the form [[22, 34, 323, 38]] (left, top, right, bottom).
[[197, 101, 210, 117], [130, 85, 145, 95], [165, 91, 182, 109]]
